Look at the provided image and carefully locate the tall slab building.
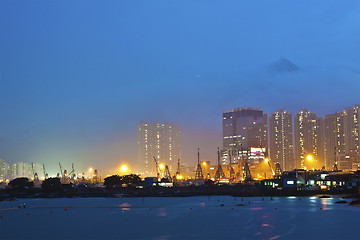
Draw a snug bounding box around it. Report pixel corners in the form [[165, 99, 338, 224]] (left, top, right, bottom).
[[324, 105, 360, 170], [294, 109, 324, 169], [223, 107, 268, 151], [137, 121, 182, 176], [269, 110, 294, 171]]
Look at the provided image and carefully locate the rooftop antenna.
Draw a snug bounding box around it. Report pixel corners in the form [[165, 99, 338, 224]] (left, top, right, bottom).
[[195, 148, 203, 180]]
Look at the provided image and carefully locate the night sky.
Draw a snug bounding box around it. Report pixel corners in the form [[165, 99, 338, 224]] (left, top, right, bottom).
[[1, 0, 359, 176]]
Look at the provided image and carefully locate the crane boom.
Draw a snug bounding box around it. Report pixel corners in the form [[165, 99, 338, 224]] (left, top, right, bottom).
[[59, 163, 63, 178], [153, 156, 160, 179]]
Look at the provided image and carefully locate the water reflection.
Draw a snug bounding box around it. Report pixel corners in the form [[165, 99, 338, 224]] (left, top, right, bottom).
[[158, 207, 167, 217]]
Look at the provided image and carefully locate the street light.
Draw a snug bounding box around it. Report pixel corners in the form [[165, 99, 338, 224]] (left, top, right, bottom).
[[121, 165, 128, 172]]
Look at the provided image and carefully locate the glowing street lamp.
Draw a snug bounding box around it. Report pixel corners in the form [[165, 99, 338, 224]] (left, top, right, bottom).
[[159, 163, 165, 170], [121, 165, 128, 172], [306, 155, 313, 161]]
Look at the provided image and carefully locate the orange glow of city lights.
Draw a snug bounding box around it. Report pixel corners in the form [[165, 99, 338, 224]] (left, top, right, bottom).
[[202, 162, 207, 166], [306, 155, 313, 161], [264, 158, 269, 163], [159, 163, 165, 170], [89, 168, 93, 172]]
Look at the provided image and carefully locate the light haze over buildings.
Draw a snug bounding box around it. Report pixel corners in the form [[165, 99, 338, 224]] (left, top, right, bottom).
[[223, 105, 359, 173], [0, 1, 359, 174], [137, 121, 182, 176]]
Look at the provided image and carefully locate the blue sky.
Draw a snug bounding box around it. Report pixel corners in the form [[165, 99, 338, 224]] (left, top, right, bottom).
[[0, 0, 359, 175]]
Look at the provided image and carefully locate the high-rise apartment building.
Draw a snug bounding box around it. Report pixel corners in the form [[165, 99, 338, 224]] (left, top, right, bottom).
[[324, 105, 360, 170], [269, 110, 294, 171], [294, 109, 324, 169], [324, 113, 339, 170], [137, 121, 182, 176], [223, 107, 267, 150]]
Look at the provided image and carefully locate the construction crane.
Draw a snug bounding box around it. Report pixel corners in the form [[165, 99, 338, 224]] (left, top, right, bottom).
[[153, 156, 161, 180], [238, 147, 252, 182], [175, 159, 181, 180], [195, 148, 203, 180], [43, 164, 48, 180], [275, 163, 282, 176], [71, 163, 76, 180], [163, 165, 172, 182], [215, 147, 225, 181], [228, 150, 235, 180], [66, 163, 75, 181], [31, 163, 39, 183], [59, 163, 64, 178], [31, 163, 35, 179], [265, 158, 275, 176], [262, 148, 275, 176]]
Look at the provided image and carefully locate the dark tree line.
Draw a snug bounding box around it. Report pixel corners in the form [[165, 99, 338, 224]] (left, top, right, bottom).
[[104, 174, 141, 189], [8, 177, 34, 190]]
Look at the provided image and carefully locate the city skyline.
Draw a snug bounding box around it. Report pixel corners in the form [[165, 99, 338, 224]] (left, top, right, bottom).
[[0, 0, 359, 176]]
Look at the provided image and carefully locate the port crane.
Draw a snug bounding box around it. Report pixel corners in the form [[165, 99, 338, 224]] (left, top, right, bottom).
[[275, 163, 282, 176], [43, 164, 48, 180], [175, 159, 181, 180], [153, 156, 161, 180], [58, 163, 76, 183], [215, 147, 225, 181], [228, 150, 235, 181], [262, 148, 275, 176], [163, 165, 172, 182], [238, 146, 252, 182], [31, 163, 39, 183], [195, 148, 203, 180]]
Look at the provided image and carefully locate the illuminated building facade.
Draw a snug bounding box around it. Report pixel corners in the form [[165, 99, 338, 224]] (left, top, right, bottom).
[[324, 113, 339, 170], [294, 109, 324, 169], [137, 121, 182, 176], [0, 158, 10, 180], [324, 105, 360, 170], [223, 107, 268, 154], [269, 110, 294, 171]]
